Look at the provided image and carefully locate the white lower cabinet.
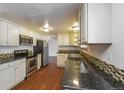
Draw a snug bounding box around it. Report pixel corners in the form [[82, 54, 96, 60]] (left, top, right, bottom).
[[57, 54, 68, 67], [0, 58, 26, 90], [37, 54, 42, 69], [0, 72, 2, 89], [1, 67, 16, 90], [15, 59, 26, 84], [0, 21, 8, 45]]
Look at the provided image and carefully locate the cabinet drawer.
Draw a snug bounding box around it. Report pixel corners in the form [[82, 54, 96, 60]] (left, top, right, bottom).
[[0, 62, 15, 71], [15, 58, 26, 65], [0, 58, 26, 71]]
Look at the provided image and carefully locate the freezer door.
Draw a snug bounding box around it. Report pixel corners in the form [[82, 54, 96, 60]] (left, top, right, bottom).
[[43, 46, 49, 66]]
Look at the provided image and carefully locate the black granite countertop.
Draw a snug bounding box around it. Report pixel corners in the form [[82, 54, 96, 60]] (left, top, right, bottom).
[[57, 50, 80, 54], [62, 57, 124, 90], [0, 57, 26, 65], [0, 53, 38, 65]]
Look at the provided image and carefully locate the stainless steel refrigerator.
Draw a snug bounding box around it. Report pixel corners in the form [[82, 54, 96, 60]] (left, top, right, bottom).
[[42, 40, 49, 66], [33, 40, 49, 67]]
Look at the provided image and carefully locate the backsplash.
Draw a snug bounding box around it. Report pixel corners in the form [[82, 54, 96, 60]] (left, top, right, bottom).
[[0, 46, 33, 53], [80, 51, 124, 86], [0, 53, 14, 63]]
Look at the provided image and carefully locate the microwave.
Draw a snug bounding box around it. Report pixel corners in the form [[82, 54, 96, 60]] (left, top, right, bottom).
[[19, 35, 33, 45]]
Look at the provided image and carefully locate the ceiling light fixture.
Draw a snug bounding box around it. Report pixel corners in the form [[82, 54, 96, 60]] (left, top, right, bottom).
[[40, 23, 52, 32], [72, 22, 80, 31]]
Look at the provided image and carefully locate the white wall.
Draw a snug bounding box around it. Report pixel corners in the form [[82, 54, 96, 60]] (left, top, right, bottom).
[[82, 4, 124, 70], [111, 4, 124, 69], [48, 38, 58, 56], [84, 45, 112, 63]]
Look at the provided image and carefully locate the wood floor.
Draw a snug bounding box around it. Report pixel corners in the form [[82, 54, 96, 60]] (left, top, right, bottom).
[[12, 57, 65, 90]]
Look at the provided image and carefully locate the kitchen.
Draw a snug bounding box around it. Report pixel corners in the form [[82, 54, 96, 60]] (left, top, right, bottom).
[[0, 3, 124, 90]]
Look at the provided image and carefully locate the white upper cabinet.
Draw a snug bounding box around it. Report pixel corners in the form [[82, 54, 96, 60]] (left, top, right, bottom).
[[80, 4, 88, 43], [58, 34, 69, 45], [7, 24, 20, 46], [64, 34, 69, 45], [58, 34, 63, 45], [0, 18, 44, 46], [0, 21, 8, 45], [80, 3, 112, 44], [0, 19, 20, 46]]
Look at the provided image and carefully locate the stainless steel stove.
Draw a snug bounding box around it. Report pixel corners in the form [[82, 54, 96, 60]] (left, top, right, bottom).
[[14, 50, 38, 79], [26, 56, 37, 77]]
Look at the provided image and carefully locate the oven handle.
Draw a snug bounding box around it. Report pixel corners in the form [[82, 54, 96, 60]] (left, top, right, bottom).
[[27, 57, 37, 61]]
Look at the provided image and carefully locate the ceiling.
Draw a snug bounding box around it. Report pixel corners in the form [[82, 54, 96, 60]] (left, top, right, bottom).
[[0, 3, 82, 35]]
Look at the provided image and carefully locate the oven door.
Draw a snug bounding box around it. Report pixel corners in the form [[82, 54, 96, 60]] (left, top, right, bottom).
[[26, 57, 37, 74]]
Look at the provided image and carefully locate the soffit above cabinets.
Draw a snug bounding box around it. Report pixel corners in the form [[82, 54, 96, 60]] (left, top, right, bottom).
[[0, 3, 82, 34]]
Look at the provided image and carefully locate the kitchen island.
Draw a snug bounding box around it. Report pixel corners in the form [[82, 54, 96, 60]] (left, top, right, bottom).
[[57, 49, 80, 67]]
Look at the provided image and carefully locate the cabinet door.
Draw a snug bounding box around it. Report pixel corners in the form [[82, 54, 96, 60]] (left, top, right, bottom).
[[0, 71, 2, 89], [0, 21, 8, 45], [88, 3, 112, 43], [63, 34, 69, 45], [58, 34, 69, 45], [8, 24, 20, 45], [57, 54, 65, 67], [1, 67, 16, 90], [64, 54, 68, 61], [80, 3, 88, 43], [58, 34, 64, 45], [15, 60, 26, 83], [57, 54, 68, 67], [37, 54, 41, 69]]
